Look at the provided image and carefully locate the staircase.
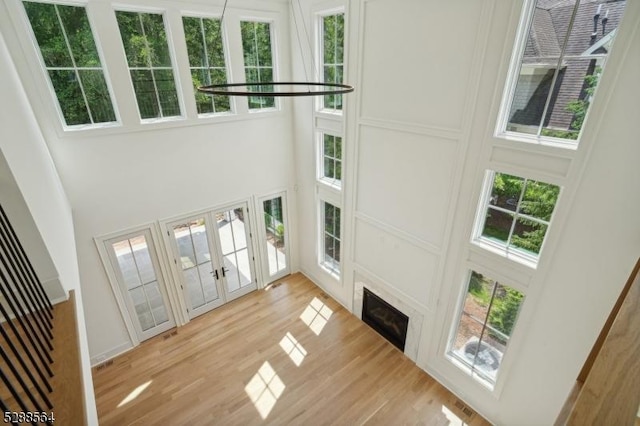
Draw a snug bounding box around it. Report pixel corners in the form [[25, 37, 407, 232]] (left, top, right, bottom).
[[0, 204, 86, 425]]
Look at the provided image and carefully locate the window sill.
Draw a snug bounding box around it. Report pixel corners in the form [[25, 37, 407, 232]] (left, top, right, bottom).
[[62, 121, 122, 132], [318, 178, 342, 191], [495, 130, 580, 152], [315, 109, 344, 120], [140, 116, 187, 125], [52, 108, 282, 139], [471, 238, 538, 270], [446, 352, 496, 391], [320, 262, 340, 281]]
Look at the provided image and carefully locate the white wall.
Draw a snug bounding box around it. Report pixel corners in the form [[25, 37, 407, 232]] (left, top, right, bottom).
[[294, 0, 640, 424], [0, 33, 71, 303], [0, 0, 297, 361], [0, 29, 99, 425]]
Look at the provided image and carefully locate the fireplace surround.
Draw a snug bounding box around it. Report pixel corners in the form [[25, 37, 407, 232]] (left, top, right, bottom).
[[353, 275, 424, 362], [362, 287, 409, 351]]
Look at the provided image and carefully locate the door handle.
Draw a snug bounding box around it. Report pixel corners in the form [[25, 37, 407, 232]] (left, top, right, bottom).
[[221, 267, 228, 277], [212, 269, 219, 280]]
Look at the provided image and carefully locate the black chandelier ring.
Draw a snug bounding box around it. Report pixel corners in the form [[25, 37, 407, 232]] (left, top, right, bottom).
[[198, 82, 354, 97]]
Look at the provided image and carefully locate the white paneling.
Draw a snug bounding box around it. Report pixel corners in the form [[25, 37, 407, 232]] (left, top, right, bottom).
[[353, 218, 438, 305], [359, 0, 483, 131], [355, 124, 458, 248]]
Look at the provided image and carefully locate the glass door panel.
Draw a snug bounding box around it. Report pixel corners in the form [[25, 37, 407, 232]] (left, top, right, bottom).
[[259, 194, 290, 283], [171, 218, 222, 318], [107, 231, 175, 341], [214, 206, 256, 300]]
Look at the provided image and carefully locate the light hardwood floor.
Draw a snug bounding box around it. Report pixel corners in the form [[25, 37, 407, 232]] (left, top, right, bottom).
[[92, 273, 490, 425]]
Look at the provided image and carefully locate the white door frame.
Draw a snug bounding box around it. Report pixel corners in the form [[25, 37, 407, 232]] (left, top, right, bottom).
[[210, 201, 258, 302], [255, 190, 291, 284], [95, 223, 177, 346], [163, 212, 226, 320], [159, 198, 259, 321]]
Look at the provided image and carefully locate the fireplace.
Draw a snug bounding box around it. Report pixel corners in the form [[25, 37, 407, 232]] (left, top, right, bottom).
[[362, 287, 409, 351]]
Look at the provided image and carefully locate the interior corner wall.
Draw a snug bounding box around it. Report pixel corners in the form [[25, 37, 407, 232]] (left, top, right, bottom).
[[495, 9, 640, 423], [0, 28, 76, 303], [0, 28, 99, 425]]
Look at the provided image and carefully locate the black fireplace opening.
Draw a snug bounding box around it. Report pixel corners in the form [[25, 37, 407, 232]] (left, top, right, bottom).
[[362, 288, 409, 351]]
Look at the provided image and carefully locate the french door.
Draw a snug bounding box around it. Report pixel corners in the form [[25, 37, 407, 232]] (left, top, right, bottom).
[[257, 192, 290, 283], [166, 203, 257, 319], [104, 229, 176, 342]]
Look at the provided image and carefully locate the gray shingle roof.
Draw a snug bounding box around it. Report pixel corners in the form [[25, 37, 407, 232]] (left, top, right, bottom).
[[511, 0, 627, 131]]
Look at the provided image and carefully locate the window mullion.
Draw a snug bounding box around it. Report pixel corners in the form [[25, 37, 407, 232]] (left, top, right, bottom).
[[471, 280, 499, 374], [54, 4, 95, 124], [199, 19, 211, 71], [535, 0, 582, 137], [138, 14, 164, 118], [198, 18, 216, 112], [127, 239, 156, 327], [506, 178, 528, 249]]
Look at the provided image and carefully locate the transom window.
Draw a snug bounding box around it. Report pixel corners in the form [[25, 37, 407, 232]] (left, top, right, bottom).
[[321, 201, 341, 275], [475, 172, 560, 264], [23, 1, 116, 127], [320, 13, 344, 112], [182, 16, 231, 115], [320, 134, 342, 187], [500, 0, 627, 143], [449, 271, 524, 388], [116, 11, 181, 120], [240, 20, 275, 110]]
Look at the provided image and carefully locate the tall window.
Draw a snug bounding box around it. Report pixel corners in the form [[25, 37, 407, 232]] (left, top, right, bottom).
[[449, 271, 524, 387], [116, 11, 181, 120], [500, 0, 627, 142], [320, 134, 342, 186], [240, 20, 275, 110], [182, 16, 230, 115], [321, 13, 344, 112], [321, 201, 341, 275], [23, 1, 116, 127], [475, 172, 559, 264]]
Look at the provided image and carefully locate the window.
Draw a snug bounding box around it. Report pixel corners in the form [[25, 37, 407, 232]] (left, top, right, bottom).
[[182, 16, 230, 115], [320, 13, 344, 112], [23, 1, 116, 127], [449, 271, 524, 387], [475, 172, 559, 264], [321, 201, 341, 275], [116, 11, 181, 120], [500, 0, 627, 142], [319, 134, 342, 186], [240, 20, 275, 110]]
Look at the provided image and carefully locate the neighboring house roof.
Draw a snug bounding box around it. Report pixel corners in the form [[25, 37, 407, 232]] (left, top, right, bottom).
[[582, 28, 617, 55], [524, 8, 561, 63], [512, 0, 626, 131], [524, 0, 625, 61]]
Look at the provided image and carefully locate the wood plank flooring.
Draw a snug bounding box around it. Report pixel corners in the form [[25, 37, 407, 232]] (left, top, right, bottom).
[[92, 273, 490, 425], [1, 291, 84, 424]]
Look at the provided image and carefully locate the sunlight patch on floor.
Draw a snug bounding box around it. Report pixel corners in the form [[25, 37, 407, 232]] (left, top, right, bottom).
[[442, 405, 468, 425], [245, 361, 285, 419], [299, 297, 333, 335], [117, 380, 152, 408], [279, 332, 307, 366]]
